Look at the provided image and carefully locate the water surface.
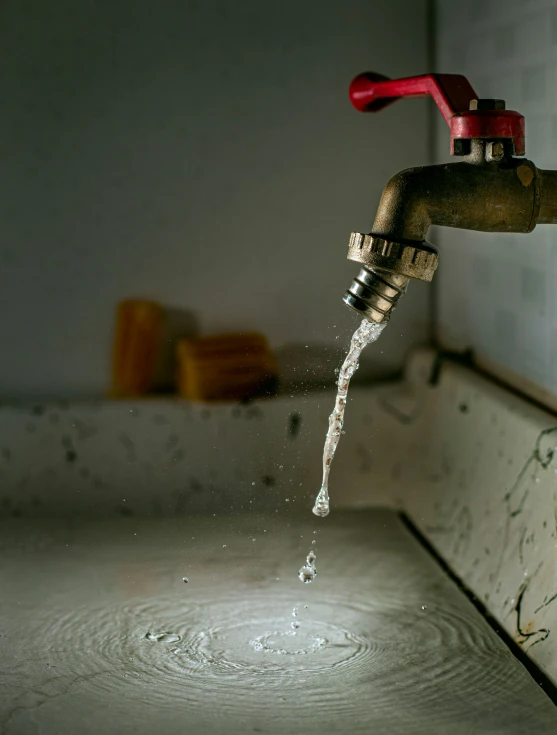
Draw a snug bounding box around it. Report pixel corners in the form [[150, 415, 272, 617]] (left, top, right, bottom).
[[0, 510, 555, 734]]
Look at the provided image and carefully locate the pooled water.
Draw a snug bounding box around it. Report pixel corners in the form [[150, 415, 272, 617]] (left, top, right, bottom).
[[1, 512, 554, 734], [313, 319, 386, 518]]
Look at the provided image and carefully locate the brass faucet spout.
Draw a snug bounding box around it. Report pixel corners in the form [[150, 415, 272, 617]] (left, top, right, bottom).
[[343, 151, 557, 324], [343, 71, 557, 324], [372, 156, 540, 243], [538, 169, 557, 224]]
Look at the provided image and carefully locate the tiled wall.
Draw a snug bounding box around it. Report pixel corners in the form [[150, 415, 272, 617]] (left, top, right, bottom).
[[435, 0, 557, 406]]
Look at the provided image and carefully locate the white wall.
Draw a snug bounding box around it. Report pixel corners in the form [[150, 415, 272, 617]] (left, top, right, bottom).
[[0, 0, 430, 398], [435, 0, 557, 407]]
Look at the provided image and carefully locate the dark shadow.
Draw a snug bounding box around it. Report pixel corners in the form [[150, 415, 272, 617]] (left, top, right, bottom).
[[155, 307, 199, 392]]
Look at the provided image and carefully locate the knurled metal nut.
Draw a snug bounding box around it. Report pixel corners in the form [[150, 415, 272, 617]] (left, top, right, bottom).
[[347, 232, 439, 282]]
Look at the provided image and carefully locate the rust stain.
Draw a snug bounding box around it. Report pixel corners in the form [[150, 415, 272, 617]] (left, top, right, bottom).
[[517, 165, 534, 187], [522, 620, 536, 636], [513, 580, 550, 650]]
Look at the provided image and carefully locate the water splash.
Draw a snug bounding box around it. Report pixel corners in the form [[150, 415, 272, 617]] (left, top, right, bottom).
[[250, 629, 326, 656], [145, 631, 182, 643], [313, 319, 386, 518]]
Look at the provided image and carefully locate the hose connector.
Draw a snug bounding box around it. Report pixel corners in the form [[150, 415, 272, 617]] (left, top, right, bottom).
[[343, 266, 409, 323], [343, 233, 439, 323]]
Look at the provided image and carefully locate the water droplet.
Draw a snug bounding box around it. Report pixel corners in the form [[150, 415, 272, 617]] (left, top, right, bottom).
[[182, 577, 189, 583], [291, 621, 300, 631], [298, 565, 317, 584], [421, 605, 427, 611], [312, 486, 329, 517], [306, 550, 316, 565]]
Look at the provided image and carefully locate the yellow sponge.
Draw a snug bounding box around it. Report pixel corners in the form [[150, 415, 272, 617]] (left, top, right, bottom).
[[176, 332, 278, 402]]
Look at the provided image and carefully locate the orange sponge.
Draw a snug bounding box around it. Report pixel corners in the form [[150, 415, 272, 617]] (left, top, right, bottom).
[[111, 300, 163, 397]]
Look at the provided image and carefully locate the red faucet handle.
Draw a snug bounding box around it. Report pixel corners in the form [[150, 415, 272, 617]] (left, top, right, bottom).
[[349, 72, 476, 118], [349, 72, 525, 156]]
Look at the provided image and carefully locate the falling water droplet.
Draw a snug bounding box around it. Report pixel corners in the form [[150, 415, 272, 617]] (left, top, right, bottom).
[[298, 565, 316, 584], [298, 549, 317, 584], [182, 577, 189, 584], [312, 486, 329, 517]]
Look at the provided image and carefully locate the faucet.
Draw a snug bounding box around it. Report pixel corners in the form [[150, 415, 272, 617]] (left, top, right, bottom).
[[343, 72, 557, 323]]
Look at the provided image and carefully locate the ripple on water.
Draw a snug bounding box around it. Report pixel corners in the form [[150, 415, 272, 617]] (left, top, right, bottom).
[[32, 589, 523, 728], [250, 629, 326, 655], [35, 592, 387, 719]]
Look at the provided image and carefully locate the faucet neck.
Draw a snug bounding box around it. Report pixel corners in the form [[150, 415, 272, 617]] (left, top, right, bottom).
[[463, 138, 515, 165]]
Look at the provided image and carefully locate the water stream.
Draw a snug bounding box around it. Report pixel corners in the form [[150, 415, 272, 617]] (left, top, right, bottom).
[[313, 318, 386, 518]]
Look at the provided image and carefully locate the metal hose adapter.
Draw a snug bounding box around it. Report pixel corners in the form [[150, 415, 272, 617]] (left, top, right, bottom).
[[344, 267, 409, 324], [343, 233, 439, 323]]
